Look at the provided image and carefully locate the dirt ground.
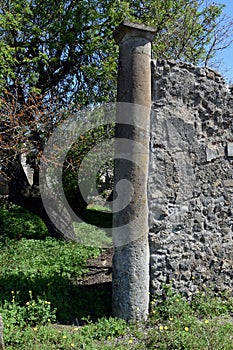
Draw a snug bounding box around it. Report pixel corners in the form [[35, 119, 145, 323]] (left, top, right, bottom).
[[77, 247, 113, 286]]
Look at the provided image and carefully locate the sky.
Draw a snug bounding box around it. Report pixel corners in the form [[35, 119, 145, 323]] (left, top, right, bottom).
[[213, 0, 233, 82]]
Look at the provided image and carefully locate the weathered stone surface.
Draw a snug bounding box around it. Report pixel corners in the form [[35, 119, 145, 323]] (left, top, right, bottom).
[[227, 143, 233, 158], [0, 315, 5, 350], [112, 22, 155, 321], [149, 59, 233, 297], [114, 21, 155, 107], [113, 20, 156, 45]]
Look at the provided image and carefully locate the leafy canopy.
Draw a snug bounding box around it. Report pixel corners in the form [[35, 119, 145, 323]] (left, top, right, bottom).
[[0, 0, 230, 105]]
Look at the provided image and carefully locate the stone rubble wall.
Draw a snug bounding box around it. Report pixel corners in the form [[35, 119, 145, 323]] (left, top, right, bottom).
[[149, 59, 233, 296]]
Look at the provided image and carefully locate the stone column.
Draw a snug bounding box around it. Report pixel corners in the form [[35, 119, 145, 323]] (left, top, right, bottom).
[[112, 21, 155, 321], [0, 315, 5, 350]]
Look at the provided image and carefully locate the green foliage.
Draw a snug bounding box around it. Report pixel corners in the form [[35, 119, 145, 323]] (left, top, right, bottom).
[[147, 286, 233, 350], [3, 318, 129, 350], [191, 290, 233, 317], [0, 236, 101, 323], [2, 282, 233, 349], [141, 0, 225, 64], [79, 317, 127, 341], [62, 122, 114, 214], [0, 204, 48, 240], [0, 0, 228, 105], [0, 237, 98, 279], [0, 0, 229, 232], [149, 285, 233, 323], [0, 230, 232, 349], [1, 291, 56, 343], [74, 221, 112, 248]]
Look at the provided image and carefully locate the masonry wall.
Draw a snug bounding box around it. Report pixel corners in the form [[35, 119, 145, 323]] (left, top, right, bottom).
[[149, 59, 233, 296]]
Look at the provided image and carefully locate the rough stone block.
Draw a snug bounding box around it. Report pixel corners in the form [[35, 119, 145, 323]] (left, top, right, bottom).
[[227, 143, 233, 159]]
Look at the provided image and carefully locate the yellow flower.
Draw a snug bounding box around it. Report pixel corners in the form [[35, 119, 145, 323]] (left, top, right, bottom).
[[184, 327, 189, 332], [169, 317, 173, 321], [26, 302, 30, 306], [204, 320, 209, 324], [151, 301, 155, 305], [62, 335, 67, 339], [128, 339, 133, 344], [33, 327, 38, 332], [71, 344, 75, 348], [164, 326, 168, 330], [73, 327, 79, 331], [175, 299, 179, 302], [159, 325, 164, 331]]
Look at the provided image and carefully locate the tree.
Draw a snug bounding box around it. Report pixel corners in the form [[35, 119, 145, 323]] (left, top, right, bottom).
[[0, 1, 232, 103], [0, 91, 78, 240], [0, 0, 232, 240]]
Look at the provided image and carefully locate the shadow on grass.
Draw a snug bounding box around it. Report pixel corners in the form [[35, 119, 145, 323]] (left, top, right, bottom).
[[0, 274, 112, 325], [78, 208, 112, 228], [0, 204, 112, 324]]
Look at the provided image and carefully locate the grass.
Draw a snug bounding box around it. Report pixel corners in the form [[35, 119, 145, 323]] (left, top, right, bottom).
[[73, 203, 113, 248], [0, 204, 233, 349], [73, 221, 112, 248]]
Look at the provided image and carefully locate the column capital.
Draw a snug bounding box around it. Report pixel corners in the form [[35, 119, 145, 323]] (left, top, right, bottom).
[[113, 21, 156, 44]]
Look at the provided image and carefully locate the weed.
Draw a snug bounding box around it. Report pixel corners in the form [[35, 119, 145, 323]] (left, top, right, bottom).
[[147, 286, 233, 350], [0, 206, 233, 349]]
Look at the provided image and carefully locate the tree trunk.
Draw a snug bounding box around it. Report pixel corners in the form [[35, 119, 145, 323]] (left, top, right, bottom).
[[7, 157, 76, 241]]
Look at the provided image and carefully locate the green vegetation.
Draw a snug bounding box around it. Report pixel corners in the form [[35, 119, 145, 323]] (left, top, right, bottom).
[[0, 204, 48, 240], [0, 1, 229, 103], [1, 0, 232, 239], [147, 287, 233, 350], [62, 123, 114, 217], [0, 203, 112, 247], [0, 205, 232, 349], [74, 221, 112, 248]]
